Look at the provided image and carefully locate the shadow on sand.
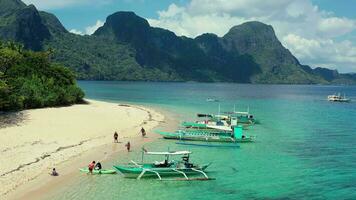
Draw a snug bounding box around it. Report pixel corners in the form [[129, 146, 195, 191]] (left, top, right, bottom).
[[0, 112, 28, 128]]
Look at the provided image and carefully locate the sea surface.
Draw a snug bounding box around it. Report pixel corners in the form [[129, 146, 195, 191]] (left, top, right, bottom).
[[50, 81, 356, 199]]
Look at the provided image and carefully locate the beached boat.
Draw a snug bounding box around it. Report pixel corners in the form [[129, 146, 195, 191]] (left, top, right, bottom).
[[113, 151, 212, 180], [328, 93, 350, 102], [79, 168, 116, 174], [156, 125, 254, 143]]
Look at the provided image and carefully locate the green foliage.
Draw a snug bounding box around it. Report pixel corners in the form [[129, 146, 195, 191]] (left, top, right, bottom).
[[43, 34, 182, 81], [0, 41, 84, 111]]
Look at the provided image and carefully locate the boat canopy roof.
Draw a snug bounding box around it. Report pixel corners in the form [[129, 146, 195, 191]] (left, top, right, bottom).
[[214, 114, 229, 119], [223, 111, 249, 115], [197, 113, 213, 118], [182, 122, 207, 128], [206, 125, 232, 131], [145, 151, 192, 155]]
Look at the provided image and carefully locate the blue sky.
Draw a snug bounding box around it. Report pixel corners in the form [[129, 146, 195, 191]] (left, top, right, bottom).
[[24, 0, 188, 30], [23, 0, 356, 72], [311, 0, 356, 19]]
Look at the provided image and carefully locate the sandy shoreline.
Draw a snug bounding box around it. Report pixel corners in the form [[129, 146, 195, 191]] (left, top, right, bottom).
[[0, 100, 166, 199]]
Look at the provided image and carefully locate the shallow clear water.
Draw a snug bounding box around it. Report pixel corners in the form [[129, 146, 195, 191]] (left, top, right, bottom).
[[50, 81, 356, 199]]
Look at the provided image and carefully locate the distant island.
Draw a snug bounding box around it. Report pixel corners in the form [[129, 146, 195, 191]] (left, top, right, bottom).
[[0, 0, 355, 84]]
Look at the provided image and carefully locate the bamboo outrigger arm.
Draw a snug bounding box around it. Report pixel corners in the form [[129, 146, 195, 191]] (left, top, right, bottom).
[[137, 169, 162, 180], [172, 169, 189, 179], [130, 160, 142, 167], [191, 168, 209, 179]]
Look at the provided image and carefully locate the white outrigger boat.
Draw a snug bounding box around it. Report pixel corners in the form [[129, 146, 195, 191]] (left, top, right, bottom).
[[113, 150, 213, 181], [327, 93, 350, 102], [191, 105, 257, 128]]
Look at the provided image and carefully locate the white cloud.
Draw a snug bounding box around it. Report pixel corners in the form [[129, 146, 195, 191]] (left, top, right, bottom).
[[157, 4, 185, 18], [85, 20, 104, 35], [318, 17, 355, 38], [69, 29, 84, 35], [283, 34, 356, 72], [69, 20, 104, 35], [148, 0, 356, 72]]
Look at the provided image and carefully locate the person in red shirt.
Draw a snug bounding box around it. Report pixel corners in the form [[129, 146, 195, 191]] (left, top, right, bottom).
[[88, 161, 95, 174]]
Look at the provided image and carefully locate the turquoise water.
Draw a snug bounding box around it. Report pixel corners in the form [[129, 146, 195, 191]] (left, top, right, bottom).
[[51, 81, 356, 199]]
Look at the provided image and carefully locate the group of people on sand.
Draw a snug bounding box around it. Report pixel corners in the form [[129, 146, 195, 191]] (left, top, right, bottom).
[[51, 127, 148, 176], [113, 127, 147, 152]]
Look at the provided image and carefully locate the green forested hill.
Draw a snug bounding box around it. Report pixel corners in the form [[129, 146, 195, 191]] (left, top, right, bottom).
[[0, 41, 84, 111], [0, 0, 354, 84], [221, 21, 326, 84]]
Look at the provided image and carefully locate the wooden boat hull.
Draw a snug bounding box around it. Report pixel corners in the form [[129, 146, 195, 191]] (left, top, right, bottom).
[[328, 99, 350, 102], [176, 142, 240, 148], [79, 168, 116, 174], [113, 164, 210, 179], [157, 131, 254, 143], [163, 135, 253, 143]]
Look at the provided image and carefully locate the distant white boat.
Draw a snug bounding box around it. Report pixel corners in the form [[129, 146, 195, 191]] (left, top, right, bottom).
[[206, 98, 219, 102], [327, 93, 350, 102]]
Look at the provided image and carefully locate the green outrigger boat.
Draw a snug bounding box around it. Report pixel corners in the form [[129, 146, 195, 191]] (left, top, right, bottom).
[[181, 109, 257, 132], [194, 111, 256, 126], [156, 125, 254, 143], [113, 150, 213, 180], [79, 168, 116, 174]]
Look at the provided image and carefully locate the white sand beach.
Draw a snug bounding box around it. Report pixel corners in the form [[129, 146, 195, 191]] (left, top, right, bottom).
[[0, 100, 164, 198]]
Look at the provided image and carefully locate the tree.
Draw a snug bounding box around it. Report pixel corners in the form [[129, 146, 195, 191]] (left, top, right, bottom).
[[0, 41, 84, 111], [0, 48, 22, 76]]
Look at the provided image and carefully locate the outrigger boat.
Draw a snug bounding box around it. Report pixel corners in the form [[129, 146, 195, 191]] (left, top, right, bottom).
[[206, 98, 219, 102], [156, 125, 254, 143], [185, 108, 257, 130], [328, 93, 350, 102], [223, 111, 257, 125], [182, 121, 233, 131], [113, 150, 213, 181], [79, 168, 116, 174], [176, 141, 240, 148]]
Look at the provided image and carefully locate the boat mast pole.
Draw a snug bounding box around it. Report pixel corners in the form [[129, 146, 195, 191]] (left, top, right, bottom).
[[141, 149, 144, 163], [167, 147, 170, 161]]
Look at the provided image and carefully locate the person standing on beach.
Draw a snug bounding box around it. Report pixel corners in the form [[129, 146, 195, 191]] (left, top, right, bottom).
[[114, 131, 118, 143], [88, 161, 95, 174], [140, 127, 146, 137], [125, 142, 131, 152]]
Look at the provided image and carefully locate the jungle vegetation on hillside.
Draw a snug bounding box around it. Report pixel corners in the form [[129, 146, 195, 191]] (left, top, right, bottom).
[[0, 41, 84, 111]]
